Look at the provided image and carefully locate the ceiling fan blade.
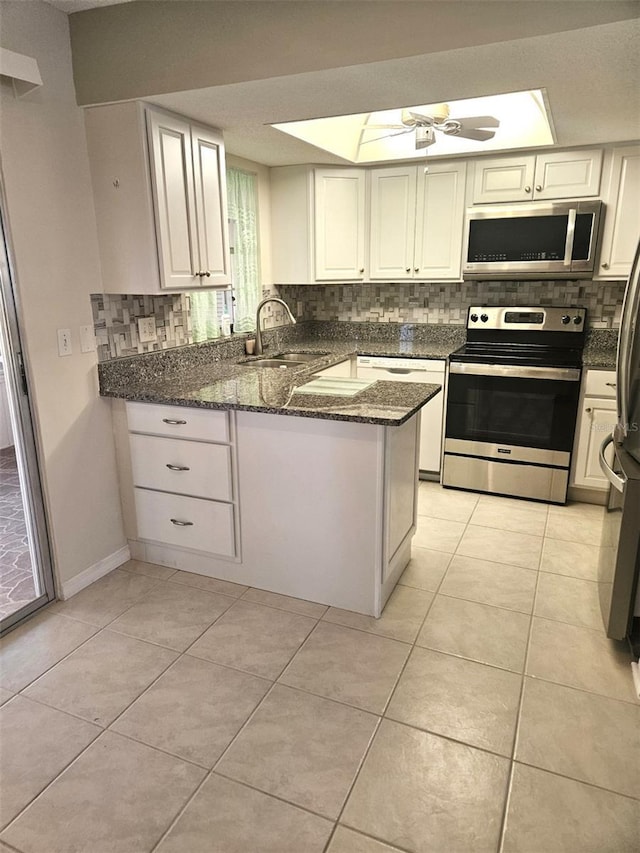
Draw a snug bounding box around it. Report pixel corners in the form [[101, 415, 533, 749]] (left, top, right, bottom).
[[360, 128, 415, 145], [454, 115, 500, 130], [363, 124, 407, 130], [451, 128, 497, 142]]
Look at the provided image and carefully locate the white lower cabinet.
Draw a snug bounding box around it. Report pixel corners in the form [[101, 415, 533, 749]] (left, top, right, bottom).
[[356, 356, 446, 474], [134, 489, 235, 556], [117, 399, 421, 616], [126, 402, 237, 558], [572, 370, 617, 490]]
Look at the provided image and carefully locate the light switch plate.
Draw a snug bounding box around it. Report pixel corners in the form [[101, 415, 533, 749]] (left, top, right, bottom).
[[79, 324, 96, 353], [57, 328, 72, 356], [137, 317, 157, 343]]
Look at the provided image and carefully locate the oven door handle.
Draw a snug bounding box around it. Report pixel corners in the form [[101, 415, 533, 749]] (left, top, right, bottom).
[[449, 362, 581, 381], [599, 433, 626, 493]]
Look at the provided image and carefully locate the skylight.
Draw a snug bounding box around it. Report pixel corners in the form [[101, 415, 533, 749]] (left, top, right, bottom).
[[271, 90, 555, 163]]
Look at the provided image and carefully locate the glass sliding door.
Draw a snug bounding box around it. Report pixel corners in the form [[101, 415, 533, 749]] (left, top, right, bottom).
[[0, 168, 55, 633]]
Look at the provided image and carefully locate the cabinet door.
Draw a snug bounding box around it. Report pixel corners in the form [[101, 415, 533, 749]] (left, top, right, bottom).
[[369, 167, 416, 279], [146, 109, 200, 289], [472, 155, 536, 203], [533, 149, 602, 200], [598, 146, 640, 279], [573, 397, 617, 489], [191, 123, 231, 286], [314, 169, 366, 280], [414, 162, 466, 280]]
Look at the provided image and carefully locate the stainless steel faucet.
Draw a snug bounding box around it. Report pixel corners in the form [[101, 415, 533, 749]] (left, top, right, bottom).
[[254, 297, 296, 355]]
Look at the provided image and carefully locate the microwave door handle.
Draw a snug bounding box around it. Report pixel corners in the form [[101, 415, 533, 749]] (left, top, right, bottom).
[[599, 434, 626, 493], [563, 208, 577, 267], [616, 241, 640, 436]]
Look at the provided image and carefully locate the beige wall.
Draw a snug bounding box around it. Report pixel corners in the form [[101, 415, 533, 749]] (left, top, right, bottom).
[[0, 1, 126, 587], [68, 0, 638, 105]]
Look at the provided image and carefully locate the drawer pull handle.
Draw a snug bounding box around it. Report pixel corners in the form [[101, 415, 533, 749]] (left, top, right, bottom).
[[162, 418, 187, 425], [605, 382, 617, 388], [170, 518, 194, 527], [166, 464, 190, 472]]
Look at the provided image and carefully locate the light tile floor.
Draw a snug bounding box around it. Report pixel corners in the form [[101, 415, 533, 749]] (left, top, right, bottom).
[[0, 483, 638, 852]]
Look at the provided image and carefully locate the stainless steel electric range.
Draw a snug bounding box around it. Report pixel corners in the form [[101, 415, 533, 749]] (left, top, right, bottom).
[[442, 306, 587, 504]]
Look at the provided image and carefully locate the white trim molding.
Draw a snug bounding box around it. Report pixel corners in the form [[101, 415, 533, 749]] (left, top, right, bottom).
[[59, 544, 130, 600]]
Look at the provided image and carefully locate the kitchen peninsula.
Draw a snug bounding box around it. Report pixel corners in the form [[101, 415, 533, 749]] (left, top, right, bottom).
[[100, 342, 442, 616]]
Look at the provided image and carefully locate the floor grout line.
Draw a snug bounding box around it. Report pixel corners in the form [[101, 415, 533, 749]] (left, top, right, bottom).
[[1, 492, 634, 851]]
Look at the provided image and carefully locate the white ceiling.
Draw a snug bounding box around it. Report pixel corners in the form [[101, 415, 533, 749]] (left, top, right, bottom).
[[46, 2, 640, 167], [149, 18, 640, 166]]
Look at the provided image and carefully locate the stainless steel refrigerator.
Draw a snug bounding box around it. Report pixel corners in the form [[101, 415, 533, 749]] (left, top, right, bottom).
[[599, 240, 640, 644]]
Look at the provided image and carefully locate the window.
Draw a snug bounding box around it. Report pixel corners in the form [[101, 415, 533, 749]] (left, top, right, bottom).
[[190, 167, 260, 340]]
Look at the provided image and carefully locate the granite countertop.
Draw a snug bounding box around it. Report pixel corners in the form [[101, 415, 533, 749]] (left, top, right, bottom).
[[99, 341, 444, 426], [582, 329, 618, 369]]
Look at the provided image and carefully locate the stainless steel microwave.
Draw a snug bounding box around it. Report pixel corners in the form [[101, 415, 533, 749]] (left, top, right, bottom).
[[462, 199, 603, 279]]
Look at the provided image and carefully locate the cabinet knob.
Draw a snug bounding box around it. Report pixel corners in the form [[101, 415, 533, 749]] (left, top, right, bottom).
[[586, 407, 593, 413], [524, 186, 532, 193], [405, 268, 411, 273], [204, 271, 211, 277], [535, 184, 542, 192], [414, 267, 419, 273], [602, 262, 609, 270], [359, 268, 365, 274]]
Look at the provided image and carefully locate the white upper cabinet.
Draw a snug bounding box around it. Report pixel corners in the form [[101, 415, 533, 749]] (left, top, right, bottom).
[[369, 162, 466, 281], [314, 169, 367, 280], [85, 102, 231, 293], [369, 167, 417, 279], [414, 162, 467, 279], [270, 165, 366, 284], [472, 149, 602, 203], [597, 145, 640, 280]]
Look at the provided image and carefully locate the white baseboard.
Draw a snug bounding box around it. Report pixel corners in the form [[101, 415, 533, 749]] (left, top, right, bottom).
[[59, 544, 131, 600]]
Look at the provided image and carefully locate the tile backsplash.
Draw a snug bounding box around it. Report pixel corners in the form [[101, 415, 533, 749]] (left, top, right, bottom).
[[93, 278, 625, 361], [279, 279, 626, 329], [91, 293, 193, 362]]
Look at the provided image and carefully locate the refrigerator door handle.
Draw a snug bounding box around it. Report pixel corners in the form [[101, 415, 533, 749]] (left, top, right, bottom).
[[616, 241, 640, 438], [599, 434, 626, 493]]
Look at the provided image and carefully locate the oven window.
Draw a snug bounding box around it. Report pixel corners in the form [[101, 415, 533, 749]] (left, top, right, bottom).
[[446, 373, 580, 451]]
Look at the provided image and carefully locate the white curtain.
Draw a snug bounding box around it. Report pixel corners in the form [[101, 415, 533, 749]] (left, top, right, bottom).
[[190, 168, 260, 341]]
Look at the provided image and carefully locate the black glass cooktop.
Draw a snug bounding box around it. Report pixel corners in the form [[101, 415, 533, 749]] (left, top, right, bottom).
[[450, 344, 583, 369]]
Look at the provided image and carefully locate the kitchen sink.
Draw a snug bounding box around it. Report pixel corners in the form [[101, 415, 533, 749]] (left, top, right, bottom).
[[241, 358, 306, 369], [271, 352, 329, 362], [239, 351, 330, 369]]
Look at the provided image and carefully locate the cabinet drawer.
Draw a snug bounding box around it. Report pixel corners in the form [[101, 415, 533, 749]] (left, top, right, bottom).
[[129, 433, 232, 501], [134, 489, 235, 556], [127, 402, 229, 442], [585, 370, 617, 398]]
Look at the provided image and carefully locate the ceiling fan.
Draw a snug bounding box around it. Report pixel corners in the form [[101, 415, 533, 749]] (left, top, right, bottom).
[[363, 104, 500, 150]]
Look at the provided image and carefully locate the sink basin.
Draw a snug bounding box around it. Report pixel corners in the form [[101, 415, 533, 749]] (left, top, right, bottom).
[[242, 358, 306, 369], [272, 352, 329, 362]]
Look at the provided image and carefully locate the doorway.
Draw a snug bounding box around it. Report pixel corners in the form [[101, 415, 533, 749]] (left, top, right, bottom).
[[0, 169, 55, 633]]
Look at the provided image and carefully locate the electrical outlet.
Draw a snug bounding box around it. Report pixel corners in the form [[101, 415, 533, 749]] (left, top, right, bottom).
[[57, 328, 72, 357], [137, 317, 157, 343], [79, 325, 96, 353]]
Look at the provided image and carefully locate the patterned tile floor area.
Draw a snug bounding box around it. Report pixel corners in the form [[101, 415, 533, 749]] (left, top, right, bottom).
[[0, 447, 35, 621], [0, 483, 638, 852]]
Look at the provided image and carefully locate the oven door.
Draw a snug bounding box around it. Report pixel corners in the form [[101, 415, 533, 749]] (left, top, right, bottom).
[[445, 362, 581, 465]]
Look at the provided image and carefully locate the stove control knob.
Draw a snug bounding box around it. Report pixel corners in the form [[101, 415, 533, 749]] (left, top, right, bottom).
[[561, 315, 571, 325], [573, 315, 583, 325], [480, 313, 489, 323], [470, 313, 479, 323]]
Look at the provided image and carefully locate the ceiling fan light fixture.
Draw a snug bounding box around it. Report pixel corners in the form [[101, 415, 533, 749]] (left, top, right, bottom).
[[415, 126, 436, 148]]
